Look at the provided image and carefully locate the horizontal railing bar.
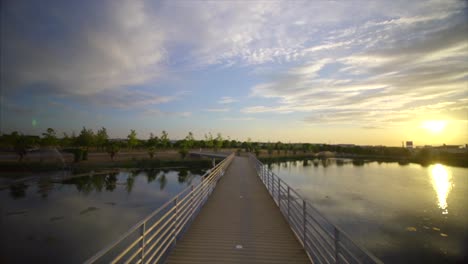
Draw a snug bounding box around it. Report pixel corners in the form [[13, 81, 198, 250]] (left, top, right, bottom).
[[144, 210, 177, 246], [145, 206, 176, 237], [305, 223, 335, 254], [123, 246, 142, 264], [338, 241, 361, 264], [304, 234, 333, 264], [111, 235, 143, 264], [145, 221, 177, 261], [305, 228, 335, 262]]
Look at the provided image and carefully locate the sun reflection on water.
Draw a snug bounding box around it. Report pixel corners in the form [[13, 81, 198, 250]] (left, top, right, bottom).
[[430, 164, 453, 214]]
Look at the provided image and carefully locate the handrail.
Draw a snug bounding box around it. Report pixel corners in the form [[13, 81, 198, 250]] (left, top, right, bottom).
[[85, 153, 235, 264], [248, 154, 383, 264]]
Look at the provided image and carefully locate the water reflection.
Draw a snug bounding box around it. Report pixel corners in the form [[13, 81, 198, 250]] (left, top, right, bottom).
[[430, 164, 453, 214]]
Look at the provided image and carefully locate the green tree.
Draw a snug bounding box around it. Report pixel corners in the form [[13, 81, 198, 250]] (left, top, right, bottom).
[[106, 142, 120, 161], [148, 146, 156, 159], [76, 127, 95, 149], [204, 133, 214, 150], [127, 130, 138, 149], [41, 128, 58, 147], [214, 133, 223, 152], [254, 148, 260, 157], [267, 143, 274, 155], [178, 147, 188, 159], [160, 131, 170, 149], [96, 127, 109, 150], [185, 132, 195, 149], [12, 132, 30, 161]]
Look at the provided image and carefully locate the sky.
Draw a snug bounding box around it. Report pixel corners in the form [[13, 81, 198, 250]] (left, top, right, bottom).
[[1, 0, 467, 146]]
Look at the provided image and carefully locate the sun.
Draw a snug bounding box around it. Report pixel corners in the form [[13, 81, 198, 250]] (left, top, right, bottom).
[[422, 120, 446, 133]]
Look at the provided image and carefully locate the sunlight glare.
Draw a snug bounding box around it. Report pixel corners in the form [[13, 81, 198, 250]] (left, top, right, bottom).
[[422, 120, 446, 133], [430, 164, 453, 214]]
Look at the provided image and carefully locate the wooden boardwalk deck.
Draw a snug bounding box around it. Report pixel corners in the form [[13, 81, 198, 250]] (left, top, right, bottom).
[[166, 156, 310, 264]]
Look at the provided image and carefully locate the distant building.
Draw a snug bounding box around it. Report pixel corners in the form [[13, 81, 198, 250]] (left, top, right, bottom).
[[405, 141, 413, 149]]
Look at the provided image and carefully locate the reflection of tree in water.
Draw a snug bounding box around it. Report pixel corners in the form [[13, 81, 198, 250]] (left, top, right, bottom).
[[178, 169, 188, 183], [352, 159, 365, 166], [321, 158, 330, 167], [303, 159, 310, 166], [65, 173, 118, 194], [91, 174, 105, 192], [313, 159, 319, 167], [37, 178, 54, 198], [336, 159, 345, 166], [158, 174, 167, 190], [292, 160, 297, 167], [146, 169, 160, 183], [126, 175, 135, 193], [104, 173, 118, 191], [9, 183, 28, 199]]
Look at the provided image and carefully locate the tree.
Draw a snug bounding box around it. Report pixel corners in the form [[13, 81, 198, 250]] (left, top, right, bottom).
[[12, 133, 29, 161], [41, 128, 58, 147], [76, 127, 95, 149], [127, 130, 138, 149], [160, 131, 170, 149], [96, 127, 109, 150], [178, 147, 188, 159], [267, 143, 274, 155], [147, 133, 159, 148], [185, 132, 195, 149], [214, 133, 223, 152], [148, 146, 156, 159], [204, 133, 214, 150], [275, 141, 282, 154], [254, 148, 260, 157], [106, 142, 120, 161]]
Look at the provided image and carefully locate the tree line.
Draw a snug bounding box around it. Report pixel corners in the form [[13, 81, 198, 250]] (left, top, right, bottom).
[[0, 127, 413, 162]]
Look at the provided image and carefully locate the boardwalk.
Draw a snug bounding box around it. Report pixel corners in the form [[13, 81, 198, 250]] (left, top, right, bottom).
[[166, 156, 310, 264]]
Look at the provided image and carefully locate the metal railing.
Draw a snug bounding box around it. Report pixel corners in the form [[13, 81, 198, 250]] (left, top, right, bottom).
[[85, 153, 235, 264], [249, 155, 383, 264]]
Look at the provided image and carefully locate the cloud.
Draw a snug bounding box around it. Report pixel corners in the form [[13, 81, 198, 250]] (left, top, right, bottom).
[[242, 4, 468, 128], [143, 109, 192, 118], [221, 117, 256, 121], [218, 97, 238, 104], [3, 0, 166, 96], [203, 108, 230, 112]]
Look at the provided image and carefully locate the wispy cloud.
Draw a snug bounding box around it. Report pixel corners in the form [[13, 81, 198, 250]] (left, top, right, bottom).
[[218, 97, 238, 104], [203, 108, 230, 112], [242, 4, 468, 128], [221, 117, 256, 121]]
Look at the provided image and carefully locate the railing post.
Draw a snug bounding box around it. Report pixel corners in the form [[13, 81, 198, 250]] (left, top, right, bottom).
[[140, 222, 146, 262], [173, 197, 178, 245], [303, 200, 307, 248], [334, 227, 340, 264], [278, 179, 281, 209], [287, 186, 290, 222], [190, 185, 194, 221]]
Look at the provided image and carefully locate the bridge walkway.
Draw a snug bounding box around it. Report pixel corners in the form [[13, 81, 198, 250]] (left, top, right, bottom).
[[166, 156, 309, 264]]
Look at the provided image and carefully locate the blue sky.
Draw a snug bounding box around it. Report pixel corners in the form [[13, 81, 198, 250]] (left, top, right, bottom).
[[1, 0, 467, 145]]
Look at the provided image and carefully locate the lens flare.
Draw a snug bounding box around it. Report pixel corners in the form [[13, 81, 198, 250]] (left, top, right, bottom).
[[430, 164, 453, 214]]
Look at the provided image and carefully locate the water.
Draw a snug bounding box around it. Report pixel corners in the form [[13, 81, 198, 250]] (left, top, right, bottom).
[[266, 158, 468, 263], [0, 168, 207, 263]]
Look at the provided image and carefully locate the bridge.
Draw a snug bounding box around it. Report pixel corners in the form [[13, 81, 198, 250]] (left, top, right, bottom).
[[85, 153, 382, 264]]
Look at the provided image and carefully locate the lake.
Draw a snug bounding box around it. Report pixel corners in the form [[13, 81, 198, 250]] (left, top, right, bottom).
[[265, 158, 468, 263], [0, 168, 207, 263]]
